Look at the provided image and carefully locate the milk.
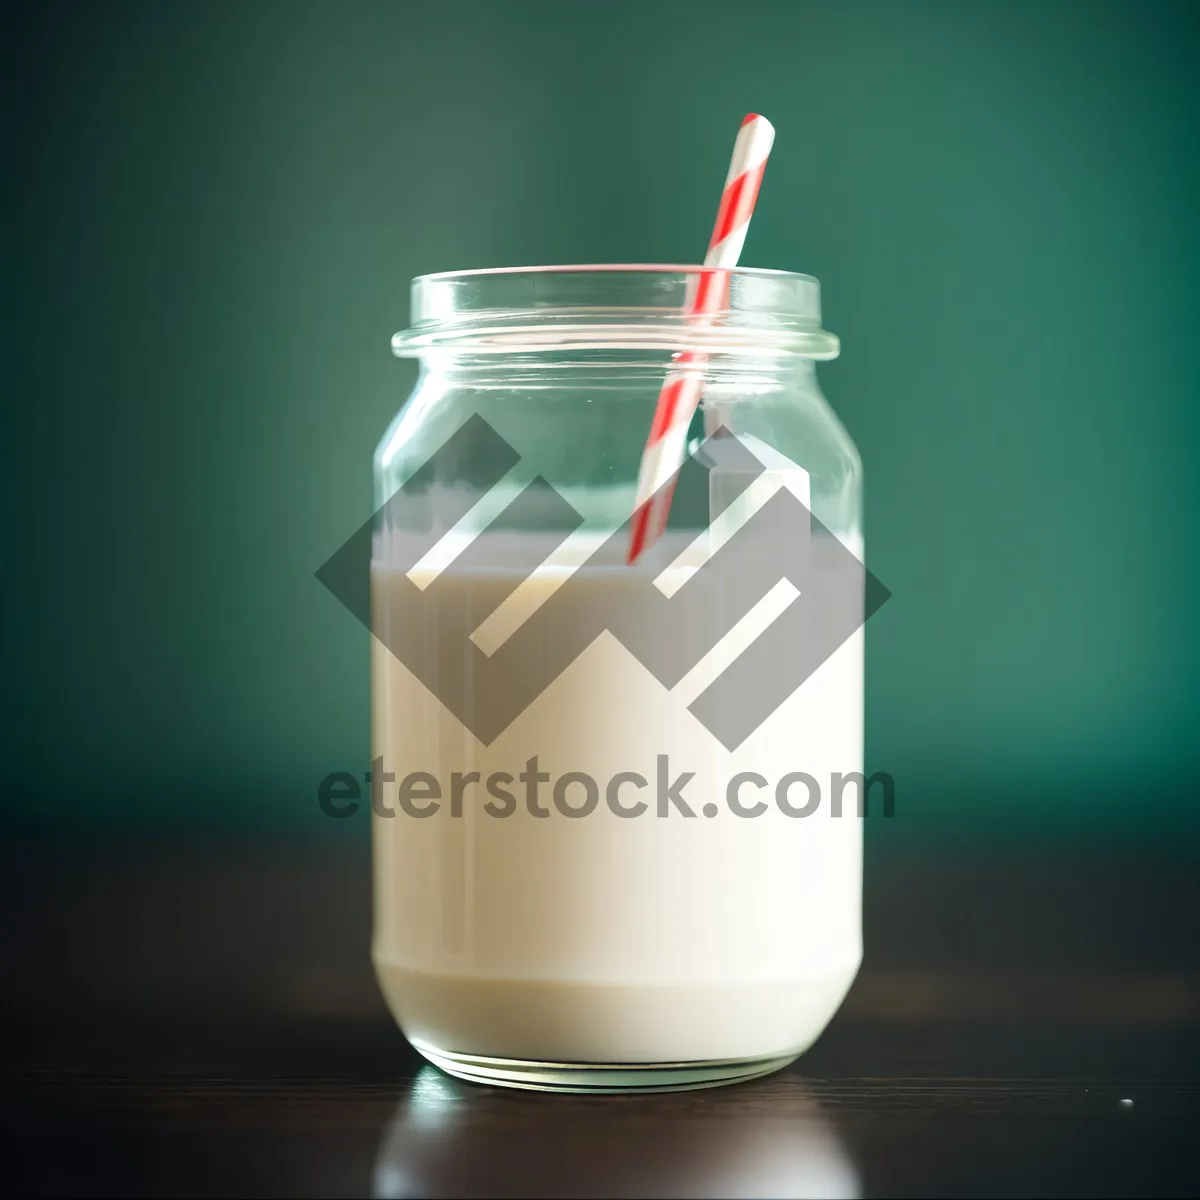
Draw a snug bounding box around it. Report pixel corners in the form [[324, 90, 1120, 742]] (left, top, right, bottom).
[[370, 532, 864, 1065]]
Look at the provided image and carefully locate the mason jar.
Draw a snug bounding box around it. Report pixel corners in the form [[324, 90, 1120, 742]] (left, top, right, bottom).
[[371, 265, 865, 1091]]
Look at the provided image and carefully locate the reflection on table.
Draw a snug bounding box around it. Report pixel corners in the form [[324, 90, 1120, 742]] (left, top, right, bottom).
[[374, 1065, 861, 1199]]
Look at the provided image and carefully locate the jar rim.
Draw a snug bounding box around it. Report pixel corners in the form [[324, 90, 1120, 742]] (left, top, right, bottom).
[[413, 262, 818, 284], [392, 264, 839, 360]]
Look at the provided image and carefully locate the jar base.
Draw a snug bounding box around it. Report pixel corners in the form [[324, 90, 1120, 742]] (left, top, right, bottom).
[[410, 1039, 798, 1093]]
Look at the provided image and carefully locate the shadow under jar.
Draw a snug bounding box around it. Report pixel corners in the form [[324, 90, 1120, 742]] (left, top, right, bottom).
[[371, 265, 864, 1092]]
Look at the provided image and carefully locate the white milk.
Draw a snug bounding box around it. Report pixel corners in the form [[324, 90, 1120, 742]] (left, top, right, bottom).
[[370, 526, 864, 1066]]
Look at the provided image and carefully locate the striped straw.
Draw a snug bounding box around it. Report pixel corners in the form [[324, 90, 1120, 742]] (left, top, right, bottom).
[[627, 113, 776, 563]]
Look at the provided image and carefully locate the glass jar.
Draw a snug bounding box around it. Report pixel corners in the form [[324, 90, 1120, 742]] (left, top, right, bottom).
[[372, 265, 864, 1092]]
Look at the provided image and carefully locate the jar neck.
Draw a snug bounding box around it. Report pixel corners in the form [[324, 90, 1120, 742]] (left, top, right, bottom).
[[392, 266, 839, 363], [415, 350, 819, 390]]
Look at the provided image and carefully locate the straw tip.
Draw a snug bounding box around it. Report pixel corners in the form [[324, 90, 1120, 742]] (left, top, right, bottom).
[[742, 112, 772, 130]]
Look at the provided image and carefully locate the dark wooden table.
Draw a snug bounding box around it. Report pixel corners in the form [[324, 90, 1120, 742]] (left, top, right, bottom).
[[3, 842, 1198, 1197]]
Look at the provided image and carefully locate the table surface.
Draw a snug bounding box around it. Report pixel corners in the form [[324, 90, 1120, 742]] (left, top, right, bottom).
[[2, 842, 1198, 1198]]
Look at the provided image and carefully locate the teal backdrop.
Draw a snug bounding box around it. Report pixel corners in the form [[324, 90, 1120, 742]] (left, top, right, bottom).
[[8, 0, 1199, 844]]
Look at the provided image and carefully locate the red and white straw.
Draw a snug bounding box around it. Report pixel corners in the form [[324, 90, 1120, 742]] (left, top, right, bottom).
[[627, 113, 775, 563]]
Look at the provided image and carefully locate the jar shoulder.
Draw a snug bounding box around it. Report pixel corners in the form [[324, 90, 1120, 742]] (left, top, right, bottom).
[[374, 368, 861, 536]]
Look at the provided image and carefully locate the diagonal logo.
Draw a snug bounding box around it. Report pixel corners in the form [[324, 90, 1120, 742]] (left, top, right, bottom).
[[317, 415, 890, 751]]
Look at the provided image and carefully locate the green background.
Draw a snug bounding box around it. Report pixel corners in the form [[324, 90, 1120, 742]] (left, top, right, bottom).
[[8, 0, 1198, 844]]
